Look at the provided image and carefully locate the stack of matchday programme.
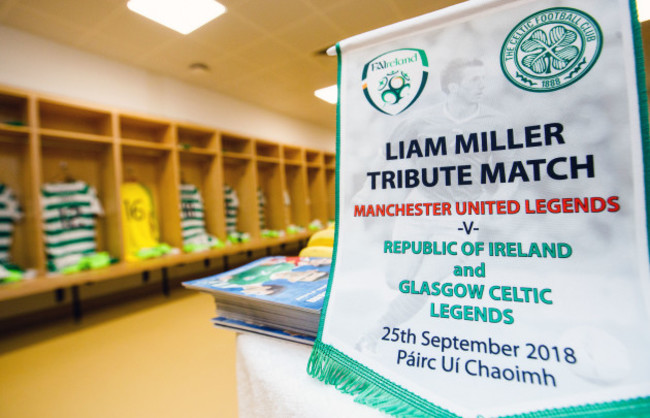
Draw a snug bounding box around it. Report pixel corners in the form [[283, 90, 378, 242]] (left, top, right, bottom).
[[183, 256, 331, 345]]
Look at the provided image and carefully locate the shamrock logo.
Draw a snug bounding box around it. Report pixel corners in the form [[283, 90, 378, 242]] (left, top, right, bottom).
[[501, 8, 601, 92], [362, 48, 428, 115], [378, 71, 411, 105], [520, 26, 580, 75]]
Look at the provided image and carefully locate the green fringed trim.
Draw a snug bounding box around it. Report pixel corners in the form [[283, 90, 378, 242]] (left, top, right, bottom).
[[308, 340, 650, 417], [504, 396, 650, 417], [307, 340, 460, 417]]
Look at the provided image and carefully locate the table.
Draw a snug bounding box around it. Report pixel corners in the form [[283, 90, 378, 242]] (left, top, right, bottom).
[[236, 333, 388, 418]]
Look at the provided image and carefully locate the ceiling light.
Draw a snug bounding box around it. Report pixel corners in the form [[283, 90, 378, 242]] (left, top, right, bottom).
[[315, 85, 337, 104], [639, 1, 650, 22], [127, 0, 226, 35]]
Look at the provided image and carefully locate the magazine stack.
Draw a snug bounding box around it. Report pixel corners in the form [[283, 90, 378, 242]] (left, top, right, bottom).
[[183, 256, 331, 345]]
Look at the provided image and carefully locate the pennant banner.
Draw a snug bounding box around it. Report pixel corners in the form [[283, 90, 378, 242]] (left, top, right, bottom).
[[309, 0, 650, 416]]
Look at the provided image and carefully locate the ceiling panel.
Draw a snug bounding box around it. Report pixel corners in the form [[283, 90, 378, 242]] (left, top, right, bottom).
[[235, 38, 302, 72], [389, 0, 464, 19], [186, 11, 267, 52], [0, 0, 470, 132], [322, 0, 402, 36], [272, 14, 343, 56], [76, 30, 149, 64], [231, 0, 314, 34], [299, 0, 363, 14], [1, 0, 647, 136], [75, 11, 178, 64], [17, 0, 121, 28], [0, 3, 86, 45]]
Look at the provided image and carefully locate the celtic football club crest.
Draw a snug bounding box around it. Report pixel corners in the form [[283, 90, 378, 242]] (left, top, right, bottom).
[[362, 48, 428, 115], [501, 8, 602, 92]]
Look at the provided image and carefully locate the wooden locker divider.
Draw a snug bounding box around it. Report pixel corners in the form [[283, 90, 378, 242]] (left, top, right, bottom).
[[0, 84, 335, 306], [0, 123, 36, 269], [0, 91, 29, 126], [305, 149, 327, 225], [37, 99, 118, 271], [119, 114, 182, 253], [40, 137, 118, 259], [282, 145, 309, 228], [305, 149, 323, 166], [324, 152, 336, 169], [255, 140, 284, 232], [324, 152, 336, 222], [120, 149, 181, 250], [177, 123, 224, 242], [222, 132, 258, 240], [27, 95, 45, 273], [307, 167, 327, 224], [0, 90, 36, 269], [119, 114, 173, 145]]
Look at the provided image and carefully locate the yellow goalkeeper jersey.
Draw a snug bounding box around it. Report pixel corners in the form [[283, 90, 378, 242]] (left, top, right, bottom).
[[121, 182, 160, 261]]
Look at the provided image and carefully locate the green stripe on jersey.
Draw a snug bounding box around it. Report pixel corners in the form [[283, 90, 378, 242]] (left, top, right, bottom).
[[41, 182, 90, 197], [45, 236, 96, 249], [0, 184, 22, 263], [41, 181, 103, 271]]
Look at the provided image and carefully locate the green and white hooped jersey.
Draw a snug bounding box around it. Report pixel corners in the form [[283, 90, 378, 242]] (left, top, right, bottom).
[[0, 184, 23, 263], [41, 181, 103, 272], [180, 183, 220, 247], [257, 188, 266, 230], [224, 185, 239, 235]]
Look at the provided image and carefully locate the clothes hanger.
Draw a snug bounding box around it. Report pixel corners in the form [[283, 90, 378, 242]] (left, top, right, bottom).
[[59, 161, 76, 183], [125, 166, 138, 183]]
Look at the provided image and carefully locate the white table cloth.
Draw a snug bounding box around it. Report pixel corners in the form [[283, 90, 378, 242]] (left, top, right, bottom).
[[236, 333, 387, 418]]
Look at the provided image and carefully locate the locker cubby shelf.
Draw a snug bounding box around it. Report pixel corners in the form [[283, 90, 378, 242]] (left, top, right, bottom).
[[40, 132, 114, 152], [0, 128, 30, 144], [39, 100, 112, 137], [179, 151, 224, 240], [177, 124, 218, 151], [222, 133, 253, 156], [256, 160, 284, 231], [284, 163, 309, 227], [306, 149, 323, 166], [325, 168, 336, 221], [307, 166, 327, 223], [119, 115, 172, 144], [0, 84, 335, 303], [223, 156, 258, 238], [121, 148, 181, 247], [121, 139, 174, 155], [255, 140, 280, 160], [0, 92, 29, 127], [41, 141, 121, 264], [0, 131, 36, 269], [0, 124, 30, 137], [282, 145, 303, 164], [40, 129, 114, 145], [324, 152, 336, 168]]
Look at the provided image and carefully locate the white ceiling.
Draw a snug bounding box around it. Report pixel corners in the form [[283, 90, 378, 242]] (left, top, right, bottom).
[[0, 0, 465, 132], [1, 1, 648, 133]]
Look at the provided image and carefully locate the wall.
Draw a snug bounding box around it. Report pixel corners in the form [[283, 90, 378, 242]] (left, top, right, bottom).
[[0, 24, 335, 152], [0, 24, 334, 327]]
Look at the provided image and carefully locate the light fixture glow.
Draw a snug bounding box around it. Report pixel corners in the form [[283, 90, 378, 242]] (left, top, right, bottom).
[[315, 85, 338, 104], [639, 1, 650, 22], [127, 0, 226, 35]]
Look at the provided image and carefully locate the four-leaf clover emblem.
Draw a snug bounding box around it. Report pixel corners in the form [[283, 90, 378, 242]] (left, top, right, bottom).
[[520, 26, 580, 75]]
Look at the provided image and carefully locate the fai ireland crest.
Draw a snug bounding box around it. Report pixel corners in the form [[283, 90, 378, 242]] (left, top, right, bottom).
[[362, 48, 428, 115], [501, 8, 602, 92]]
